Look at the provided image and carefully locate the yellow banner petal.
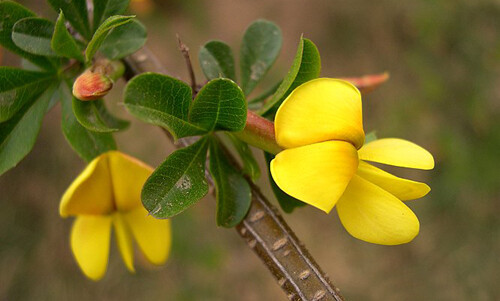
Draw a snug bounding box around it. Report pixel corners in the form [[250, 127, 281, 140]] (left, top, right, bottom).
[[270, 141, 358, 213], [112, 213, 135, 272], [70, 215, 112, 281], [275, 78, 365, 149], [358, 138, 434, 170], [357, 161, 431, 201], [60, 154, 113, 217], [124, 207, 171, 265], [108, 151, 153, 212], [336, 175, 420, 245]]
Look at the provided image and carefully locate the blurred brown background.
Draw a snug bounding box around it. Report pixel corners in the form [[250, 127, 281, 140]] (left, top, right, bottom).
[[1, 0, 500, 300]]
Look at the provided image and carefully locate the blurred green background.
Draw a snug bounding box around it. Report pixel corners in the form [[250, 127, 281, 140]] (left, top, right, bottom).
[[1, 0, 500, 300]]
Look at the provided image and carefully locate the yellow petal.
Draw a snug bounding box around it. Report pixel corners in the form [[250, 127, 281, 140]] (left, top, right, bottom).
[[358, 138, 434, 170], [336, 175, 420, 245], [70, 215, 112, 280], [112, 213, 135, 272], [357, 161, 431, 201], [123, 207, 171, 265], [275, 78, 365, 149], [108, 151, 153, 212], [60, 154, 113, 217], [270, 141, 359, 213]]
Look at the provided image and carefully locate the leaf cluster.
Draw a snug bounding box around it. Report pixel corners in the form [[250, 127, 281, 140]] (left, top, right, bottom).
[[1, 0, 324, 227], [0, 0, 146, 172]]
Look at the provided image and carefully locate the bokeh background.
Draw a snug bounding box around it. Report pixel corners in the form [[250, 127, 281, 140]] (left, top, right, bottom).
[[1, 0, 500, 300]]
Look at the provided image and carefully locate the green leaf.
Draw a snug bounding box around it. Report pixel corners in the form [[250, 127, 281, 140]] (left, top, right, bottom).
[[247, 80, 281, 110], [259, 38, 321, 116], [11, 17, 57, 57], [60, 83, 116, 162], [0, 85, 56, 175], [124, 73, 207, 139], [264, 152, 306, 213], [72, 98, 129, 132], [189, 78, 247, 132], [85, 15, 134, 62], [0, 67, 55, 122], [92, 0, 130, 32], [142, 137, 210, 218], [51, 11, 85, 62], [0, 1, 54, 70], [47, 0, 91, 40], [240, 19, 282, 96], [99, 19, 147, 60], [199, 40, 236, 81], [226, 133, 260, 181], [209, 138, 251, 227]]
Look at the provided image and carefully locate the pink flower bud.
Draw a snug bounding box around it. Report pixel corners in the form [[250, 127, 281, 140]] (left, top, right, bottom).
[[72, 69, 113, 101]]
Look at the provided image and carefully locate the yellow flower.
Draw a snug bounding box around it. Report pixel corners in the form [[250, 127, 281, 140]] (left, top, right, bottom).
[[60, 151, 171, 280], [270, 78, 434, 245]]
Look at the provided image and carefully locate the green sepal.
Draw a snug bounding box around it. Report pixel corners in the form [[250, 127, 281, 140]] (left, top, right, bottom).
[[52, 11, 85, 62], [142, 136, 210, 219], [92, 0, 130, 32], [189, 78, 247, 132], [365, 131, 378, 144], [199, 40, 236, 81], [47, 0, 91, 40], [100, 19, 147, 60], [0, 1, 55, 70], [226, 133, 261, 181], [0, 67, 55, 122], [264, 152, 306, 213], [0, 85, 57, 175], [72, 98, 129, 132], [240, 19, 282, 96], [124, 72, 207, 139], [259, 37, 321, 116], [209, 137, 251, 228], [85, 15, 135, 63], [60, 82, 116, 162]]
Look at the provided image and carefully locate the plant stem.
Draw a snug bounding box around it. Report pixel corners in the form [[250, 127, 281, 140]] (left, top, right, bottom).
[[234, 110, 283, 155], [124, 47, 345, 301]]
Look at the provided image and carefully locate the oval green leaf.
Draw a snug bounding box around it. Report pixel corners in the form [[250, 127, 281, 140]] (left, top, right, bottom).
[[85, 15, 134, 62], [124, 73, 207, 139], [199, 40, 236, 81], [259, 38, 321, 116], [209, 138, 251, 227], [12, 17, 57, 57], [72, 98, 129, 132], [0, 67, 55, 122], [100, 19, 147, 60], [189, 78, 247, 132], [240, 19, 282, 96], [0, 1, 55, 70], [60, 83, 116, 162], [92, 0, 130, 32], [48, 0, 91, 40], [142, 137, 210, 218], [226, 133, 260, 181], [0, 85, 56, 175], [51, 11, 85, 62]]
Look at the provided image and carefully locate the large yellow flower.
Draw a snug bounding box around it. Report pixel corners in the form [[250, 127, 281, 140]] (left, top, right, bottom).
[[60, 151, 171, 280], [270, 78, 434, 245]]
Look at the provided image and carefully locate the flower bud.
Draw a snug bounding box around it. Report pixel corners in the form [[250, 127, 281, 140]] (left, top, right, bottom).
[[73, 68, 113, 101]]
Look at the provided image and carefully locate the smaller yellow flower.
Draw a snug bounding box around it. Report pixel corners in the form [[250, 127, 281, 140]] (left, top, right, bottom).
[[270, 78, 434, 245], [60, 151, 171, 280]]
